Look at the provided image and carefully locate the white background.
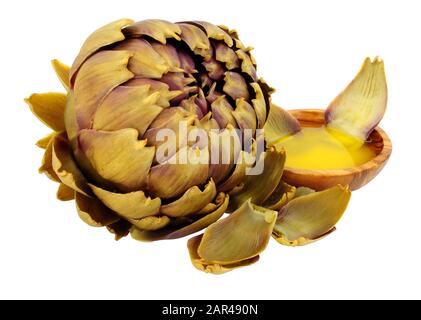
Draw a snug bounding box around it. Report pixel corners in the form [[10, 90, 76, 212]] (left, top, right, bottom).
[[1, 0, 420, 299]]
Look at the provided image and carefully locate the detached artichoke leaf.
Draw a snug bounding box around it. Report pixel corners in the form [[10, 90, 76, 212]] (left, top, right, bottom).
[[89, 183, 161, 220], [51, 134, 91, 196], [51, 59, 70, 91], [130, 193, 228, 242], [325, 57, 387, 141], [70, 18, 134, 83], [57, 183, 75, 201], [228, 147, 285, 212], [273, 185, 351, 246], [188, 235, 260, 275], [75, 192, 120, 227], [25, 92, 67, 132], [187, 199, 277, 274], [264, 103, 301, 146]]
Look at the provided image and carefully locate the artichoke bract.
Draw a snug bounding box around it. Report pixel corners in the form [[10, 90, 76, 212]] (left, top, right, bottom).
[[26, 19, 273, 241]]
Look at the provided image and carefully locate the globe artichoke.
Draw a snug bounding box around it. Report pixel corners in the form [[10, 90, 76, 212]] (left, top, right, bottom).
[[26, 19, 272, 241], [26, 19, 355, 274]]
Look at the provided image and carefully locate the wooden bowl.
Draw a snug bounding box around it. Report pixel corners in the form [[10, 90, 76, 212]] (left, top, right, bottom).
[[281, 109, 392, 191]]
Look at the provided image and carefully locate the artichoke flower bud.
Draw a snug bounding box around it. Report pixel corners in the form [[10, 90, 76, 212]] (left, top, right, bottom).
[[26, 19, 357, 274], [26, 19, 274, 240]]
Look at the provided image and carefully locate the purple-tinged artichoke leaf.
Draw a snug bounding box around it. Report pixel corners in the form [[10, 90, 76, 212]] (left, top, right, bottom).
[[93, 85, 164, 136], [223, 72, 249, 101], [78, 128, 154, 193], [72, 50, 134, 131], [114, 39, 170, 78], [208, 127, 241, 184], [236, 50, 257, 81], [232, 98, 257, 134], [202, 58, 225, 80], [148, 146, 209, 199], [214, 42, 239, 70], [177, 23, 212, 60], [190, 21, 233, 47], [70, 19, 134, 84], [211, 96, 237, 128]]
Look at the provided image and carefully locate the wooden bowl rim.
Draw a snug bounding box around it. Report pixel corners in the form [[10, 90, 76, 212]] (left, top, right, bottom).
[[284, 109, 392, 176]]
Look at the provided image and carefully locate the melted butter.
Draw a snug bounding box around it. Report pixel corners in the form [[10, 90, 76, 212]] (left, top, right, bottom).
[[274, 126, 375, 170]]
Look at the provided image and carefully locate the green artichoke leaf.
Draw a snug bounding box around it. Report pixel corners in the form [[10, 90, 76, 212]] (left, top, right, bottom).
[[228, 147, 286, 212], [187, 199, 276, 274], [273, 185, 351, 246], [264, 103, 301, 146]]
